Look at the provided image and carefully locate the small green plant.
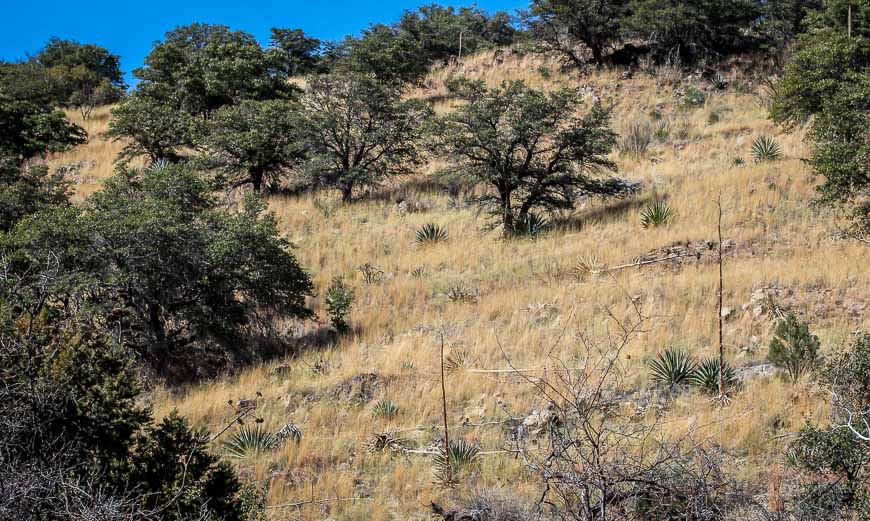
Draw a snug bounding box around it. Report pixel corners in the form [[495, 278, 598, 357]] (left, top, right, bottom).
[[648, 348, 697, 388], [513, 213, 549, 238], [654, 120, 671, 142], [537, 65, 552, 79], [410, 266, 427, 278], [751, 136, 781, 162], [619, 121, 654, 158], [400, 360, 416, 371], [416, 223, 448, 244], [768, 313, 820, 382], [690, 358, 738, 395], [707, 111, 721, 124], [640, 198, 676, 228], [325, 276, 355, 333], [224, 425, 279, 458], [733, 157, 746, 167], [372, 398, 400, 420], [709, 72, 728, 91], [433, 439, 481, 486], [275, 423, 302, 444], [679, 86, 706, 110]]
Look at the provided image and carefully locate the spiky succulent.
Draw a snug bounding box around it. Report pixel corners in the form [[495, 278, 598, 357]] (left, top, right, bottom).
[[640, 198, 676, 228], [648, 347, 697, 388], [416, 223, 448, 244], [223, 425, 279, 458], [751, 136, 781, 162]]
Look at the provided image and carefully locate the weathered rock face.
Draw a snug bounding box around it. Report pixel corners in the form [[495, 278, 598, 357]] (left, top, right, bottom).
[[54, 160, 95, 183]]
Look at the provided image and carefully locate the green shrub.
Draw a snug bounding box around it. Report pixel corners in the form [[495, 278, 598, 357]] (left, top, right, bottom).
[[751, 135, 781, 162], [416, 222, 448, 244], [709, 72, 728, 91], [648, 347, 697, 387], [640, 198, 676, 228], [679, 86, 706, 110], [768, 313, 820, 382], [325, 276, 355, 333]]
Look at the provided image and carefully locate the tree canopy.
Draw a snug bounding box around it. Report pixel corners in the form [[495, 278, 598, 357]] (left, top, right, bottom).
[[430, 79, 635, 236]]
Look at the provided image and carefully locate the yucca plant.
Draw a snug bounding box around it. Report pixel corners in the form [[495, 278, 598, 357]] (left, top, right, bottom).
[[372, 398, 400, 420], [640, 198, 676, 228], [365, 428, 409, 454], [433, 439, 481, 486], [709, 72, 728, 91], [416, 223, 448, 244], [572, 255, 605, 281], [223, 425, 279, 458], [648, 348, 697, 388], [751, 136, 781, 162], [444, 349, 474, 373], [690, 358, 738, 395], [732, 157, 746, 167], [620, 121, 653, 158], [513, 213, 549, 238]]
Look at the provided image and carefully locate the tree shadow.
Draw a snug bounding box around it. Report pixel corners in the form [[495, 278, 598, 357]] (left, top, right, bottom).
[[553, 195, 651, 233]]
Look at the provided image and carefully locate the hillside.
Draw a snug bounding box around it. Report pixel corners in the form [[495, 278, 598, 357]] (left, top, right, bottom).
[[49, 50, 868, 520]]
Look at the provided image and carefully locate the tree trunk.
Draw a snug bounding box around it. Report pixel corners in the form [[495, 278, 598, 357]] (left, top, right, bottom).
[[251, 169, 264, 193], [341, 182, 354, 203], [501, 190, 514, 238]]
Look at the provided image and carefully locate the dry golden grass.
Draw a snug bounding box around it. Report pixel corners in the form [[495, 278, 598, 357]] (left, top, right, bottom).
[[55, 50, 868, 520]]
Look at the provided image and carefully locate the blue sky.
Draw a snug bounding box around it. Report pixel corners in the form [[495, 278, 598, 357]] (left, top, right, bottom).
[[1, 1, 527, 84]]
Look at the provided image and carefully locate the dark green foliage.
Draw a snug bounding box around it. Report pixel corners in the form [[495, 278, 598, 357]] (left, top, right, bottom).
[[416, 222, 449, 244], [297, 71, 430, 202], [223, 425, 280, 458], [689, 357, 738, 395], [431, 79, 634, 237], [35, 37, 125, 117], [768, 313, 820, 382], [820, 335, 870, 443], [107, 93, 200, 162], [0, 93, 87, 162], [751, 135, 782, 162], [134, 23, 295, 116], [3, 161, 313, 373], [648, 347, 697, 387], [204, 99, 305, 191], [527, 0, 630, 64], [790, 426, 869, 487], [771, 31, 869, 234], [268, 27, 324, 76], [640, 198, 676, 228], [372, 398, 400, 420], [0, 159, 70, 232], [626, 0, 762, 61], [325, 276, 355, 333]]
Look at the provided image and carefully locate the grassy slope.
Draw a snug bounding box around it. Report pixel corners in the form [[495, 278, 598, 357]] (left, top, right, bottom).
[[51, 50, 868, 520]]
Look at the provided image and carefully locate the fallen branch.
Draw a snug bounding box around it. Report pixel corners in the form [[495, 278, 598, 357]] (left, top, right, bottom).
[[266, 497, 372, 510], [593, 252, 700, 274]]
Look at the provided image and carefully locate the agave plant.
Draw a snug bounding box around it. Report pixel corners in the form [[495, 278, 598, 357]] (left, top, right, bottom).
[[690, 358, 738, 395], [416, 223, 448, 244], [433, 439, 481, 486], [223, 425, 279, 458], [513, 213, 550, 238], [365, 427, 409, 454], [372, 398, 400, 420], [751, 136, 781, 162], [444, 349, 475, 373], [572, 255, 605, 281], [640, 198, 676, 228], [648, 348, 697, 388]]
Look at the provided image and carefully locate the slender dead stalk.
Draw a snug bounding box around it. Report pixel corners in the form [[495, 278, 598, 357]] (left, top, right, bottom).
[[715, 195, 728, 404], [439, 330, 451, 484]]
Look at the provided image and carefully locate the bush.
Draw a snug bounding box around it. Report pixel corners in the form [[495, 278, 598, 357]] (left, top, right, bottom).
[[679, 86, 706, 110], [325, 276, 355, 333], [768, 313, 820, 382]]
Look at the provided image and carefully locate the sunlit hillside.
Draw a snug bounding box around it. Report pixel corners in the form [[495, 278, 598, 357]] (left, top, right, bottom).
[[50, 49, 869, 520]]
